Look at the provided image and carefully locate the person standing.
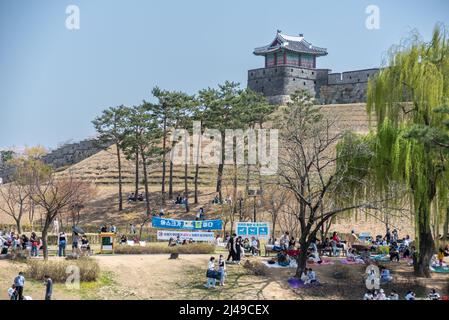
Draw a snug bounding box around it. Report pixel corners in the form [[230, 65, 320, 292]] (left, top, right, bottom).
[[226, 233, 235, 262], [44, 275, 53, 300], [14, 272, 25, 300], [58, 232, 67, 257], [30, 232, 38, 257], [218, 254, 226, 286], [72, 232, 80, 255]]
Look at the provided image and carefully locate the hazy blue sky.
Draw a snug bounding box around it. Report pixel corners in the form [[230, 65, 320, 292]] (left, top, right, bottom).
[[1, 0, 449, 150]]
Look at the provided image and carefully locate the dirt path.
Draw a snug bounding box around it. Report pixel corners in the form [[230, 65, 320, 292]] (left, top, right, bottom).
[[1, 254, 447, 300], [93, 254, 296, 300]]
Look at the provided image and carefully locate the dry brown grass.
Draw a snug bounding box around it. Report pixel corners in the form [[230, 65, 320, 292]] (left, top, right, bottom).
[[113, 243, 215, 255], [26, 258, 100, 282]]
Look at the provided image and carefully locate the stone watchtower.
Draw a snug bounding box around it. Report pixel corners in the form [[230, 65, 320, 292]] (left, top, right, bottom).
[[248, 30, 380, 105], [247, 30, 329, 104]]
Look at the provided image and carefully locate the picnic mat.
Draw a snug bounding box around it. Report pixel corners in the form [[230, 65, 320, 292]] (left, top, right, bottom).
[[287, 278, 307, 288], [262, 260, 298, 269], [340, 259, 365, 265], [287, 278, 322, 289], [430, 265, 449, 273], [371, 254, 390, 262], [308, 259, 334, 266]]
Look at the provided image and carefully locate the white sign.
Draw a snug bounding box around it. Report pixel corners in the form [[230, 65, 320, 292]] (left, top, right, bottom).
[[157, 230, 215, 242], [236, 222, 270, 239]]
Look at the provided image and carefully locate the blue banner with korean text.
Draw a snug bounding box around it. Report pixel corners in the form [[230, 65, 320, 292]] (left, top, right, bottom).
[[235, 222, 270, 238], [151, 217, 223, 231]]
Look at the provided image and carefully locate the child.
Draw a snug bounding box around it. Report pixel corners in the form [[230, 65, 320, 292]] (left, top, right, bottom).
[[218, 255, 226, 286], [7, 284, 18, 300], [306, 268, 317, 284]]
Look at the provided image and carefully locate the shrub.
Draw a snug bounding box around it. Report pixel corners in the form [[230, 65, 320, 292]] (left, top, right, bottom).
[[26, 258, 100, 283], [113, 243, 215, 255]]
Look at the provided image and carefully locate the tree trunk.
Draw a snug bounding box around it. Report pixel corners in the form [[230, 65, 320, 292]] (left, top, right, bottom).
[[271, 215, 277, 242], [134, 150, 139, 198], [116, 144, 123, 211], [216, 132, 225, 202], [161, 115, 167, 206], [295, 240, 309, 278], [168, 142, 175, 200], [443, 207, 449, 240], [42, 226, 49, 260], [194, 125, 202, 205], [245, 164, 250, 197], [141, 150, 151, 216], [194, 164, 199, 204], [233, 161, 238, 214], [414, 203, 434, 278], [14, 218, 22, 235], [184, 163, 189, 213]]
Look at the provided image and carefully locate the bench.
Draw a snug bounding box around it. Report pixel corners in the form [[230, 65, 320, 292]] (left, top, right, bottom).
[[264, 244, 276, 257]]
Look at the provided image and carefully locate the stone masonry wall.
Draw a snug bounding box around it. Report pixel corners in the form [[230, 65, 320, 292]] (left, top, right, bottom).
[[42, 139, 110, 169]]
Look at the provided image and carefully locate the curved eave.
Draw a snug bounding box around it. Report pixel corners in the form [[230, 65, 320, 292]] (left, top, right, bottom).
[[253, 47, 328, 57]]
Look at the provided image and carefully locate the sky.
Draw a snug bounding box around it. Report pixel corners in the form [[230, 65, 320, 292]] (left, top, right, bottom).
[[1, 0, 449, 150]]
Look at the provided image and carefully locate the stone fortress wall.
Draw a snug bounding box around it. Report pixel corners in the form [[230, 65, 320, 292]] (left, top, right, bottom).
[[0, 138, 110, 183], [247, 66, 379, 105], [41, 138, 110, 169]]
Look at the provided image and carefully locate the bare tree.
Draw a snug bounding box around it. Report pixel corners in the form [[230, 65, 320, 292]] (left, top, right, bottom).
[[30, 172, 90, 260], [262, 184, 290, 241], [0, 182, 29, 234], [276, 90, 400, 277]]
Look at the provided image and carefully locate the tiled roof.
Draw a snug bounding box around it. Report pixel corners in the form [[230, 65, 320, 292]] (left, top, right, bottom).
[[254, 32, 327, 56]]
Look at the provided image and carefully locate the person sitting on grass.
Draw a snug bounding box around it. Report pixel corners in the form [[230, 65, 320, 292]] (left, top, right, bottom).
[[389, 242, 400, 262], [363, 290, 374, 300], [7, 284, 18, 300], [300, 269, 308, 283], [120, 234, 127, 245], [307, 245, 322, 264], [277, 250, 290, 267], [380, 266, 393, 284], [175, 194, 182, 204], [376, 288, 387, 300], [306, 268, 318, 284], [347, 248, 365, 264], [212, 194, 220, 204], [405, 290, 416, 300], [428, 288, 441, 300], [389, 290, 399, 300]]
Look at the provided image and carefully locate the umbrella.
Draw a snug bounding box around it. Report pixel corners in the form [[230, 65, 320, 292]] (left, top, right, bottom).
[[72, 226, 85, 235]]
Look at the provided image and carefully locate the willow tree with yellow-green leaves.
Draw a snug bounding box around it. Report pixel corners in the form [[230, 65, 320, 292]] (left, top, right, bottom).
[[338, 24, 449, 277]]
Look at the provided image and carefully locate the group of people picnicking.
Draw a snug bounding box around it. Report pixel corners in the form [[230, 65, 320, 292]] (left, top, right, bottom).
[[168, 235, 195, 246], [127, 193, 144, 202], [363, 288, 442, 300], [212, 194, 233, 205], [223, 232, 260, 264], [7, 271, 52, 301]]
